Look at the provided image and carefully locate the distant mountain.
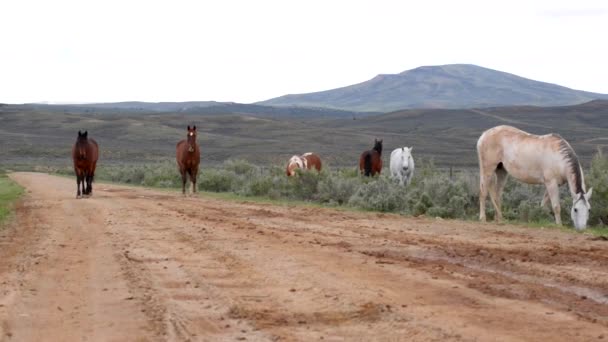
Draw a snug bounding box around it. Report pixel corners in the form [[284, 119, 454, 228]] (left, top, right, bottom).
[[258, 64, 608, 112]]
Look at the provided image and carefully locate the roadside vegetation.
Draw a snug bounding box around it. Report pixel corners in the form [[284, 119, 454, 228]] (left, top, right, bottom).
[[50, 150, 608, 234], [0, 171, 24, 225]]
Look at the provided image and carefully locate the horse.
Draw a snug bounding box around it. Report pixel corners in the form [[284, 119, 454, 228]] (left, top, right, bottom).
[[359, 139, 383, 177], [176, 125, 201, 195], [286, 152, 322, 176], [71, 130, 99, 198], [477, 125, 592, 230], [390, 147, 415, 186]]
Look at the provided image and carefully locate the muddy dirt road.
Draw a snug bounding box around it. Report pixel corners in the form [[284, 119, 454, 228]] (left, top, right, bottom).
[[1, 173, 607, 341]]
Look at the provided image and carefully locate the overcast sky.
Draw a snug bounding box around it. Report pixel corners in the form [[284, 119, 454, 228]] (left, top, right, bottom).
[[1, 0, 607, 104]]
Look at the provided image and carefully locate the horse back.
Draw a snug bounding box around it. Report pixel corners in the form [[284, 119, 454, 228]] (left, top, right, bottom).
[[72, 138, 99, 171], [478, 125, 566, 184], [303, 153, 322, 171]]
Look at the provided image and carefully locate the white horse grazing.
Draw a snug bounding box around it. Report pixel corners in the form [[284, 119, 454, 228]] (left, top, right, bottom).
[[390, 147, 415, 186], [477, 125, 592, 230]]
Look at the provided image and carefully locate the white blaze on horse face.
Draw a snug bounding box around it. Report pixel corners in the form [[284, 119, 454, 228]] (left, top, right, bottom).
[[189, 132, 194, 137]]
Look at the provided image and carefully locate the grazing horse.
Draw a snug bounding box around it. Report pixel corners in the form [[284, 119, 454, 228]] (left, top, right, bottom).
[[359, 139, 383, 177], [176, 125, 201, 195], [477, 125, 592, 230], [71, 130, 99, 198], [390, 147, 415, 186], [286, 152, 322, 176]]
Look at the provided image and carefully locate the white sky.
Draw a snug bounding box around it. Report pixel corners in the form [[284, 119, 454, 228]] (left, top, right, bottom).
[[1, 0, 607, 104]]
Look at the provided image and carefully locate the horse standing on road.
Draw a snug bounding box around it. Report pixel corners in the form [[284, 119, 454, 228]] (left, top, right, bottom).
[[390, 147, 415, 186], [176, 125, 201, 195], [477, 125, 592, 230], [359, 139, 383, 177], [72, 131, 99, 198], [286, 152, 322, 176]]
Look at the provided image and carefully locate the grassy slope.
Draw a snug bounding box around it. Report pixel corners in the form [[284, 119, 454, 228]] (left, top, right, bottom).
[[0, 173, 24, 225], [1, 101, 608, 168]]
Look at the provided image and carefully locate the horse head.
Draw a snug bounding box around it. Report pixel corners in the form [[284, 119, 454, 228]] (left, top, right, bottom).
[[76, 130, 88, 160], [399, 147, 413, 172], [286, 155, 304, 176], [571, 188, 593, 230], [186, 125, 197, 153], [373, 139, 383, 155]]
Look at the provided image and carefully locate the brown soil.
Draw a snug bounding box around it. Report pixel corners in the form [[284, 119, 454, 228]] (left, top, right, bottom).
[[1, 172, 607, 341]]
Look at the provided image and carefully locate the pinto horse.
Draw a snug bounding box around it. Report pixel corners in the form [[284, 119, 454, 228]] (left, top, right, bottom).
[[72, 130, 99, 198], [286, 152, 322, 176], [176, 125, 201, 195], [359, 139, 383, 177], [477, 125, 592, 230]]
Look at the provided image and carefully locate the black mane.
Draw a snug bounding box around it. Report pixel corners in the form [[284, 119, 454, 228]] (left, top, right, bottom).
[[373, 140, 383, 155], [558, 138, 584, 194]]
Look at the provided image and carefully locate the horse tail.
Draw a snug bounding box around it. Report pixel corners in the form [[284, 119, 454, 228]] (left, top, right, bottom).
[[364, 153, 372, 177]]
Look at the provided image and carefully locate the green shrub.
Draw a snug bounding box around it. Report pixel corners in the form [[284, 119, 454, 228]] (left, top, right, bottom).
[[317, 174, 360, 205], [348, 176, 408, 212], [587, 149, 608, 226], [198, 169, 238, 192]]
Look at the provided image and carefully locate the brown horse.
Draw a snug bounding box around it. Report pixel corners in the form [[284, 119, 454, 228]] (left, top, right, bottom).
[[286, 152, 322, 176], [72, 130, 99, 198], [359, 139, 383, 176], [176, 125, 201, 195]]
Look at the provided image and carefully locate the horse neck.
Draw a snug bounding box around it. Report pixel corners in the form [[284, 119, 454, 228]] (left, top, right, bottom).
[[560, 140, 585, 197], [565, 164, 585, 198]]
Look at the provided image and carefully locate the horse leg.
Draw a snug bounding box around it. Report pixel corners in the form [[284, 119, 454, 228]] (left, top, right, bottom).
[[190, 168, 198, 194], [180, 171, 187, 195], [490, 167, 508, 222], [76, 173, 82, 198], [89, 171, 95, 196], [479, 167, 494, 222], [541, 190, 550, 208], [83, 171, 89, 196], [86, 174, 93, 196], [544, 180, 562, 225]]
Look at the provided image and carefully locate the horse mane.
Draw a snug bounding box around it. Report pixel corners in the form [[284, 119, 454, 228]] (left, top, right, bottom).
[[373, 140, 383, 155], [557, 136, 584, 194]]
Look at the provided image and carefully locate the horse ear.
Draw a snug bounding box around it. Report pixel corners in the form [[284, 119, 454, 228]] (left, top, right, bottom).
[[409, 147, 413, 152], [187, 125, 191, 130], [193, 125, 197, 131], [78, 131, 82, 136], [83, 131, 88, 138], [585, 188, 593, 201]]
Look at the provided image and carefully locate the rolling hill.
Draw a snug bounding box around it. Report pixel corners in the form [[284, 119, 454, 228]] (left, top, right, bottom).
[[1, 101, 607, 169], [258, 64, 608, 112]]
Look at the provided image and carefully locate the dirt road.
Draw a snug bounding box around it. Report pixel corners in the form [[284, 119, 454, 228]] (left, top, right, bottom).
[[0, 173, 607, 341]]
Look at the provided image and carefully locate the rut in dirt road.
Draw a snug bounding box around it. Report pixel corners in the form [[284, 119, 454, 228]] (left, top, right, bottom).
[[0, 172, 607, 341]]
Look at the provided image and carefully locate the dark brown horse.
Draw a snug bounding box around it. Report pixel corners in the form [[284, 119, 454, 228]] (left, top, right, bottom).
[[176, 125, 201, 195], [359, 139, 383, 177], [72, 130, 99, 198]]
